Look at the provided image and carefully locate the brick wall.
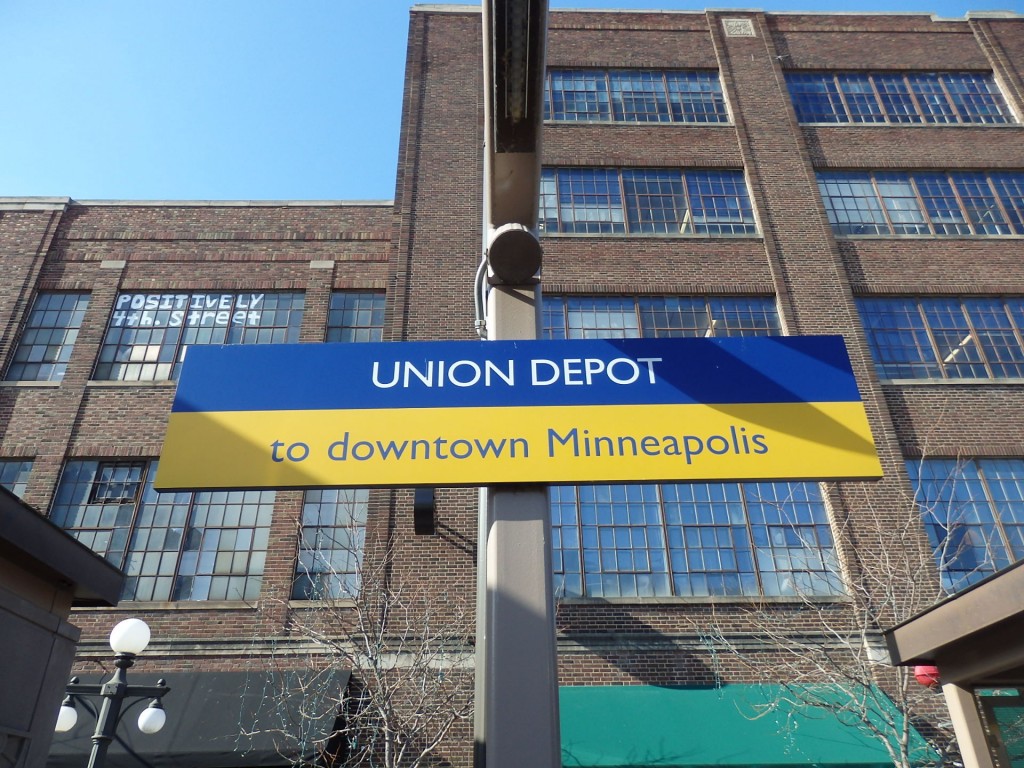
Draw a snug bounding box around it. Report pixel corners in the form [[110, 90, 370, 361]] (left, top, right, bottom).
[[2, 8, 1023, 766]]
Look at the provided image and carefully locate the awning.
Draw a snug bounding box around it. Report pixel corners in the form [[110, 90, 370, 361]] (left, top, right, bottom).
[[560, 684, 933, 768], [48, 669, 350, 768]]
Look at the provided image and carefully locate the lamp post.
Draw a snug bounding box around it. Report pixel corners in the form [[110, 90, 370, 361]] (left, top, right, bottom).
[[54, 618, 171, 768]]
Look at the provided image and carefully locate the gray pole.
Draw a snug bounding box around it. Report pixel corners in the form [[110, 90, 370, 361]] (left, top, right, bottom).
[[474, 287, 561, 768], [475, 3, 557, 766]]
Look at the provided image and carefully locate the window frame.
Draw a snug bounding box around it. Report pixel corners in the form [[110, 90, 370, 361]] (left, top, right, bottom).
[[95, 291, 305, 382], [540, 167, 758, 237], [292, 488, 369, 600], [5, 292, 91, 383], [818, 171, 1024, 237], [545, 68, 730, 124], [858, 297, 1024, 381], [50, 460, 275, 602], [551, 480, 843, 600], [909, 457, 1024, 593], [325, 292, 387, 343], [543, 295, 782, 340], [0, 459, 33, 498], [544, 294, 841, 601], [787, 71, 1013, 126]]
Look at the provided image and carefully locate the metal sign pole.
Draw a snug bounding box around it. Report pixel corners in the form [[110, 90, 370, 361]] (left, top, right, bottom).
[[474, 286, 560, 768], [475, 3, 557, 766]]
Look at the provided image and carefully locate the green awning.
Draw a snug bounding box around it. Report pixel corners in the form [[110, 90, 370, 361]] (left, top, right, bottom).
[[560, 684, 933, 768]]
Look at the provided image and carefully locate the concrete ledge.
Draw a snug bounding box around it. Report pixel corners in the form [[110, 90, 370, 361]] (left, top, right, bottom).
[[70, 199, 393, 207]]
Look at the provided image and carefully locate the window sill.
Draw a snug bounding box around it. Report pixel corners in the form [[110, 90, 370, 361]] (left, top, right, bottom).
[[836, 234, 1024, 240], [545, 120, 735, 128], [557, 594, 850, 605], [880, 377, 1024, 386], [74, 601, 258, 611], [288, 599, 357, 608], [85, 380, 177, 387], [802, 122, 1020, 129], [0, 380, 61, 388], [540, 232, 762, 239]]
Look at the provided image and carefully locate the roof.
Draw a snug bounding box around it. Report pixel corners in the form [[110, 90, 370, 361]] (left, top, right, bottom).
[[0, 486, 123, 606]]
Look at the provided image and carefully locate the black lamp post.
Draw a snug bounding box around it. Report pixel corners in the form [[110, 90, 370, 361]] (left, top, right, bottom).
[[54, 618, 171, 768]]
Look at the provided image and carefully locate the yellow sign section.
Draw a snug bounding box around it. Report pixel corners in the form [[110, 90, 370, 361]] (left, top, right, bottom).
[[156, 401, 882, 489]]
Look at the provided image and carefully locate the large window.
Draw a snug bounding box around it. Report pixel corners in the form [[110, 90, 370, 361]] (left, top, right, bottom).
[[543, 296, 781, 339], [540, 168, 756, 235], [545, 69, 728, 123], [327, 292, 386, 343], [293, 488, 367, 600], [299, 294, 381, 600], [6, 293, 90, 382], [51, 461, 274, 601], [858, 297, 1024, 380], [818, 171, 1024, 236], [552, 482, 841, 598], [0, 460, 32, 498], [544, 296, 839, 599], [909, 458, 1024, 592], [787, 72, 1012, 125], [96, 292, 304, 381]]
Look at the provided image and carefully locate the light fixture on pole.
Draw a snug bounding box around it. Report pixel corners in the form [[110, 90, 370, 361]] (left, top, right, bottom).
[[54, 618, 171, 768]]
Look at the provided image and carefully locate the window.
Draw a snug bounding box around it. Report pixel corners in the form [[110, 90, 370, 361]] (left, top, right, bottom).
[[543, 296, 781, 340], [51, 460, 274, 601], [6, 293, 90, 382], [293, 489, 367, 599], [546, 69, 728, 123], [540, 168, 756, 235], [552, 482, 841, 598], [818, 171, 1024, 236], [95, 292, 304, 381], [543, 296, 839, 599], [297, 296, 381, 599], [858, 297, 1024, 380], [909, 458, 1024, 592], [327, 292, 386, 342], [0, 460, 32, 498], [787, 72, 1012, 125]]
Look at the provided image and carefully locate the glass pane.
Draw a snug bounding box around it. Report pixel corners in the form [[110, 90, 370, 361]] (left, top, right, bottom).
[[838, 74, 885, 123], [0, 460, 33, 498], [610, 71, 671, 123], [786, 73, 848, 123], [666, 71, 728, 123], [6, 293, 90, 382], [909, 459, 1010, 592], [857, 298, 942, 380], [817, 173, 889, 235], [547, 70, 610, 121], [622, 169, 686, 234], [98, 293, 304, 380], [292, 488, 369, 599], [326, 293, 386, 343], [685, 170, 756, 235]]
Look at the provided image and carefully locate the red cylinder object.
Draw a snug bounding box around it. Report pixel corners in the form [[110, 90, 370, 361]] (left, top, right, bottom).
[[914, 665, 941, 687]]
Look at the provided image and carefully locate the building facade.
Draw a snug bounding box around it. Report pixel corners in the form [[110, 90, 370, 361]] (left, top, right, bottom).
[[1, 5, 1023, 768]]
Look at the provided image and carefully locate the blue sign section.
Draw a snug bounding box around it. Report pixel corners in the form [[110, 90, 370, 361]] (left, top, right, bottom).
[[172, 336, 863, 414]]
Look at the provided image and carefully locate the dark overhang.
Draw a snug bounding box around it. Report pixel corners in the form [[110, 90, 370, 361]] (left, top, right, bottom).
[[49, 669, 351, 768], [0, 486, 123, 607], [884, 561, 1024, 684]]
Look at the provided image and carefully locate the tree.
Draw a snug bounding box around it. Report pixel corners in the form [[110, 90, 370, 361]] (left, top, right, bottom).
[[246, 510, 474, 768], [695, 466, 976, 768]]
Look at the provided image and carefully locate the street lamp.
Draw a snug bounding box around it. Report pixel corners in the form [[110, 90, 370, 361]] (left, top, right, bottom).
[[54, 618, 171, 768]]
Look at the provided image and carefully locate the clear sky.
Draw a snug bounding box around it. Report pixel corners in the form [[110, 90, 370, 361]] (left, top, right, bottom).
[[0, 0, 1015, 201]]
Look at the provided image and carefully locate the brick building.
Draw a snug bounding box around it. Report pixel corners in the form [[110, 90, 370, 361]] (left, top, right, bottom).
[[1, 4, 1023, 768]]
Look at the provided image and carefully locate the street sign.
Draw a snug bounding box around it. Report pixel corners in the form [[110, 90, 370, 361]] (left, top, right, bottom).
[[155, 336, 882, 489]]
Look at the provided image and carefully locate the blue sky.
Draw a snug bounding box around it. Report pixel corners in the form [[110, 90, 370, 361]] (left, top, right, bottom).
[[0, 0, 1014, 201]]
